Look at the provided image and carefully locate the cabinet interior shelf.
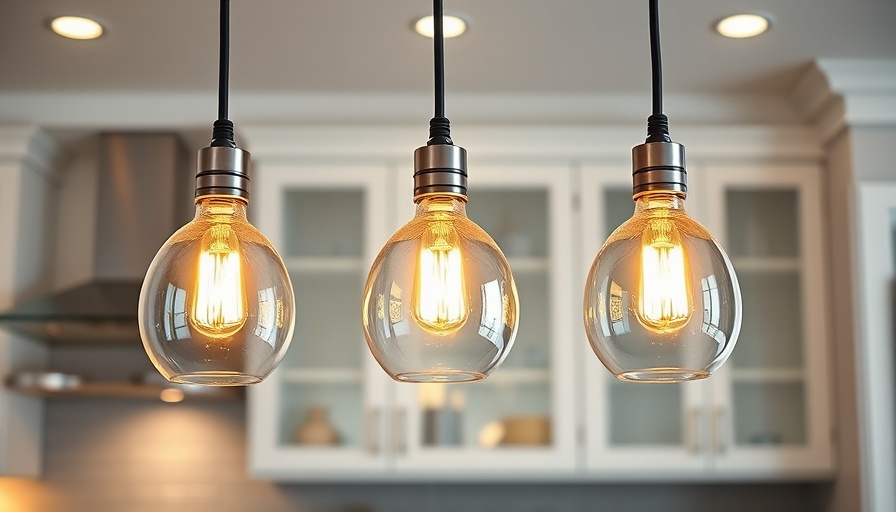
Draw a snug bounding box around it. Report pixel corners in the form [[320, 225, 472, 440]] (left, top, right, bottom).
[[730, 368, 805, 383], [731, 257, 801, 272], [7, 381, 242, 400], [280, 368, 364, 384], [285, 257, 365, 273], [507, 257, 549, 273], [484, 367, 551, 384]]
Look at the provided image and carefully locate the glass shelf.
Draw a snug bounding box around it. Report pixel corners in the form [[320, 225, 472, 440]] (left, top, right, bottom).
[[486, 368, 551, 384], [730, 368, 805, 383], [507, 257, 550, 273], [280, 368, 364, 384], [731, 257, 801, 273], [284, 257, 365, 273]]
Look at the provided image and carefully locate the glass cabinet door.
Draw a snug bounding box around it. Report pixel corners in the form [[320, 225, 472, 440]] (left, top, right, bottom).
[[249, 163, 391, 477], [581, 165, 707, 473], [392, 163, 577, 473], [704, 163, 833, 474]]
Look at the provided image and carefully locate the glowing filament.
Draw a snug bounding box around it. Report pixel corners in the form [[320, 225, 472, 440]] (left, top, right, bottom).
[[414, 221, 469, 334], [638, 219, 692, 332], [191, 224, 247, 338]]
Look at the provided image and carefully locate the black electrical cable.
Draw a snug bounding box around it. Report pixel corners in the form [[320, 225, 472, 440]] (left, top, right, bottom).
[[646, 0, 671, 143], [211, 0, 235, 147], [428, 0, 452, 145], [434, 0, 445, 119], [649, 0, 662, 116]]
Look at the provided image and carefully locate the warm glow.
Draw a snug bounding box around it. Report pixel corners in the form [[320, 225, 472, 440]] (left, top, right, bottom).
[[191, 224, 247, 338], [413, 221, 469, 334], [716, 14, 770, 38], [415, 15, 467, 38], [50, 16, 104, 40], [638, 219, 692, 331], [159, 388, 185, 403], [0, 478, 48, 510]]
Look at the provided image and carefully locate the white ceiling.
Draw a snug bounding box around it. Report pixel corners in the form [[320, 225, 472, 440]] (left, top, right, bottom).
[[2, 0, 895, 97]]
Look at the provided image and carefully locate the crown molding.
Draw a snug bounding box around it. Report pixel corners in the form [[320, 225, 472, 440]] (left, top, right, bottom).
[[0, 125, 63, 181], [0, 92, 801, 128], [791, 59, 896, 143], [241, 124, 822, 163]]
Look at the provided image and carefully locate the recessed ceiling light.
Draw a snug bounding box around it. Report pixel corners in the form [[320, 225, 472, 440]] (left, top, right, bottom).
[[715, 13, 770, 38], [49, 15, 104, 40], [414, 15, 467, 38]]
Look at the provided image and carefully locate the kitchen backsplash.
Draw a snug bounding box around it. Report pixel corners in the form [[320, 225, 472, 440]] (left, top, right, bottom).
[[0, 400, 828, 512]]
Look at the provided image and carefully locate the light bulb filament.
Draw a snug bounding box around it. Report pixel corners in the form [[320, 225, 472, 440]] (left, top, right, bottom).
[[638, 219, 692, 332], [414, 221, 469, 334], [191, 224, 247, 338]]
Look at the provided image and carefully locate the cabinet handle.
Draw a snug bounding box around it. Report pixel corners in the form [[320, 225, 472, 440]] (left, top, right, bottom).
[[365, 407, 380, 454], [712, 407, 728, 454], [393, 408, 407, 455], [686, 408, 703, 454]]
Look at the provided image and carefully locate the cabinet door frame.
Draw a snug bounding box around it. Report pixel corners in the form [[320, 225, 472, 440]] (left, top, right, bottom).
[[580, 162, 709, 474], [703, 162, 833, 475], [391, 162, 578, 475], [854, 182, 896, 511], [248, 162, 392, 478]]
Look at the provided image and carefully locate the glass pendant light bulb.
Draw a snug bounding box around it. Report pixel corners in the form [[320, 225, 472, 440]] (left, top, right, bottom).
[[584, 192, 741, 382], [363, 194, 519, 383], [139, 146, 295, 386]]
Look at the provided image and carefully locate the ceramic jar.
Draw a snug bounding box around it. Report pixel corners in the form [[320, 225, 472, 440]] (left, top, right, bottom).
[[295, 405, 339, 445]]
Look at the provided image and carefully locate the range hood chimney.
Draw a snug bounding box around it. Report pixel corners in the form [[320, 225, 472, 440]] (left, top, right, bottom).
[[0, 133, 187, 344]]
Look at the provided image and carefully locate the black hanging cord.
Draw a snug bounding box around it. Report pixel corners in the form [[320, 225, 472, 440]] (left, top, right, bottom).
[[428, 0, 453, 145], [646, 0, 671, 143], [211, 0, 236, 147]]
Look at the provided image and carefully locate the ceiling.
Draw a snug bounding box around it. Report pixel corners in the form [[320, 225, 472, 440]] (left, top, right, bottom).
[[2, 0, 895, 98]]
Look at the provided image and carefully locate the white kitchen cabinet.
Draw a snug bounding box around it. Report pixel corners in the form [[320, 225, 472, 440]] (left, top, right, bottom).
[[391, 163, 578, 475], [580, 164, 710, 475], [248, 157, 578, 478], [248, 162, 393, 478], [581, 161, 834, 478], [704, 163, 833, 475], [245, 124, 834, 481]]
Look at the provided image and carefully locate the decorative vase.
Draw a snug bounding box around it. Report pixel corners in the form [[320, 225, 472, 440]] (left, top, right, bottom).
[[295, 406, 339, 445]]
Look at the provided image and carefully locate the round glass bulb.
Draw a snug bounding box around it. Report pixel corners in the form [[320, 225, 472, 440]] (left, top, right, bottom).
[[139, 197, 295, 386], [583, 193, 741, 382], [363, 195, 519, 383]]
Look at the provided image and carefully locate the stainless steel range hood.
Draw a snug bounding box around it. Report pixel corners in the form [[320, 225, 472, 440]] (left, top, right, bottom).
[[0, 133, 188, 344]]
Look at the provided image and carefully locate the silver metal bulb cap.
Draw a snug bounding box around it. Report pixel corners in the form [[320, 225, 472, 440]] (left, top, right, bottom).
[[631, 141, 687, 199], [195, 145, 251, 201], [413, 144, 468, 200]]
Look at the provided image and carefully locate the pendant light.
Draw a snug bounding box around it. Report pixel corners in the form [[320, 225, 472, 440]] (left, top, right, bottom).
[[139, 0, 295, 386], [362, 0, 519, 383], [583, 0, 742, 382]]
